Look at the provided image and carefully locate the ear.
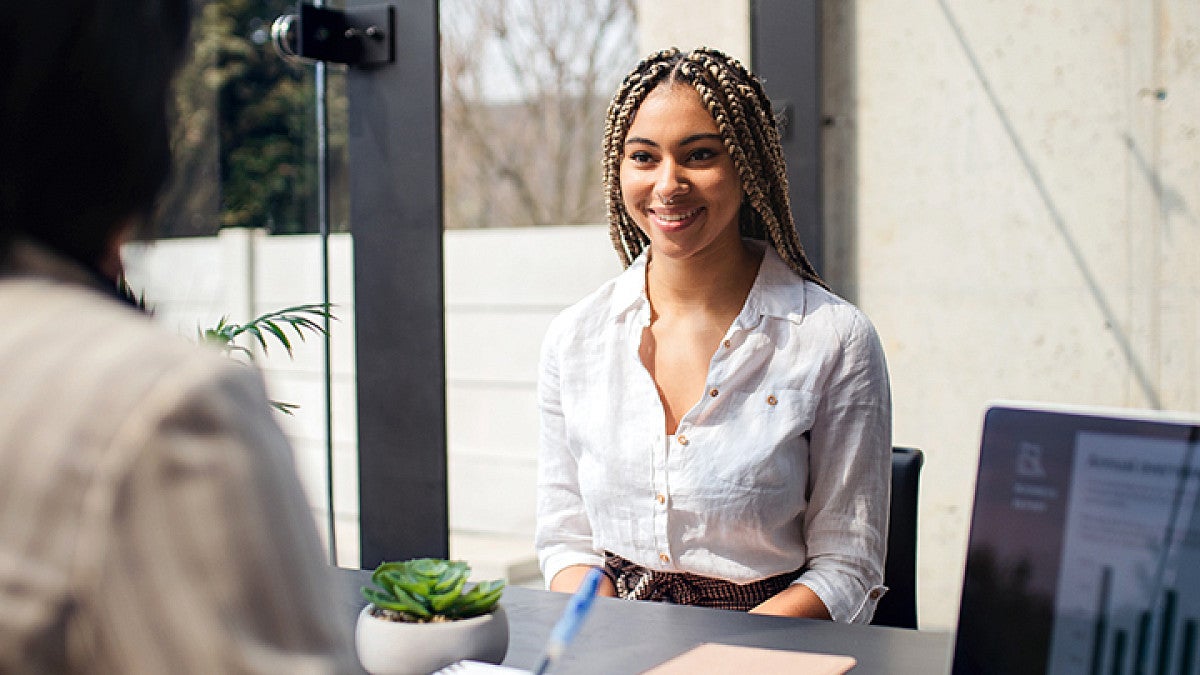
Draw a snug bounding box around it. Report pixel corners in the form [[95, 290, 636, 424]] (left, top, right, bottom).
[[99, 216, 140, 282]]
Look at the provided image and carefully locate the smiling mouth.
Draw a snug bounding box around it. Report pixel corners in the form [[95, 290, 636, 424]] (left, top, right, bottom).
[[651, 206, 703, 223]]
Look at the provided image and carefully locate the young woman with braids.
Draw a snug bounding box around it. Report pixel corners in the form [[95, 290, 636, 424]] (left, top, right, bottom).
[[534, 47, 892, 623]]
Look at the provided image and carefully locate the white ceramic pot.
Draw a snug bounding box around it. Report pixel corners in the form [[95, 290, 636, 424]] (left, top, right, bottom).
[[354, 604, 509, 675]]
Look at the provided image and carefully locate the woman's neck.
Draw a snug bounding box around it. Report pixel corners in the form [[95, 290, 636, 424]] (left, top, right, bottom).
[[645, 238, 763, 319]]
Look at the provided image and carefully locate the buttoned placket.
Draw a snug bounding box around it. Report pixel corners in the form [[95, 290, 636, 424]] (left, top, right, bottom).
[[654, 323, 744, 570], [630, 300, 675, 569]]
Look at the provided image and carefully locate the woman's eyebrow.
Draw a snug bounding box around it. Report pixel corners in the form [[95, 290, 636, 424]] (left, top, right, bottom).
[[624, 132, 724, 147], [680, 132, 723, 145]]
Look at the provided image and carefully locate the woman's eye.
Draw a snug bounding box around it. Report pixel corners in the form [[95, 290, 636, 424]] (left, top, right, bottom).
[[628, 151, 654, 164], [689, 147, 717, 161]]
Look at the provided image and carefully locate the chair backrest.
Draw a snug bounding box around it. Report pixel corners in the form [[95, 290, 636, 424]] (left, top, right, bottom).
[[872, 446, 923, 629]]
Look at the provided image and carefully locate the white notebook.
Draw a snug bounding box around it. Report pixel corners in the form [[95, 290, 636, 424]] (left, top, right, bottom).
[[432, 661, 530, 674]]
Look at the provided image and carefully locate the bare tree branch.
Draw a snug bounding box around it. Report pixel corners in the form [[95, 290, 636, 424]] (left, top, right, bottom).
[[440, 0, 637, 229]]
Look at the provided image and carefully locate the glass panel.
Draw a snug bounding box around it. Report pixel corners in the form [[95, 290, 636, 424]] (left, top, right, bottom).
[[439, 0, 638, 584], [156, 0, 349, 237], [126, 0, 350, 565]]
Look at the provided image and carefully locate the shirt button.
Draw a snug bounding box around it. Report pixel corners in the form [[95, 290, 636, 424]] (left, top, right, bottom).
[[677, 435, 689, 446], [722, 339, 731, 349], [709, 388, 719, 397], [767, 394, 778, 406], [869, 588, 883, 600], [659, 553, 670, 563], [655, 493, 666, 504]]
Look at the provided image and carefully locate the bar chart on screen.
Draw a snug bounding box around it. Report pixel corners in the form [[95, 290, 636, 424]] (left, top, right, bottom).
[[1047, 432, 1200, 675]]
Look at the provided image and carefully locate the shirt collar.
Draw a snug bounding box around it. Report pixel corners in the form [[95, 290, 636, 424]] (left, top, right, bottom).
[[1, 237, 139, 309], [740, 240, 810, 326], [607, 247, 652, 321], [605, 239, 810, 325]]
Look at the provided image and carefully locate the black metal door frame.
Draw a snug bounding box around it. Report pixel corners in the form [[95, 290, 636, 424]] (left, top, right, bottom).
[[349, 0, 448, 567], [751, 0, 824, 277]]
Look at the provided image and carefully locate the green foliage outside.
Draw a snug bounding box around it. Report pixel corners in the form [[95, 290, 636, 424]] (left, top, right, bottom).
[[214, 0, 312, 231], [160, 0, 348, 237]]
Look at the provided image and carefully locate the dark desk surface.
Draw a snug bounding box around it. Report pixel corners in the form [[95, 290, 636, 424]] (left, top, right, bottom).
[[338, 568, 953, 674]]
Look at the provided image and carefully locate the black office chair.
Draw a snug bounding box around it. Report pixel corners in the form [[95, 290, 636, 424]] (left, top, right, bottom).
[[872, 446, 924, 629]]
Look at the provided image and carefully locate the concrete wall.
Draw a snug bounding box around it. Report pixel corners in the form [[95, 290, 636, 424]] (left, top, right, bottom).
[[829, 0, 1200, 629], [635, 0, 750, 63]]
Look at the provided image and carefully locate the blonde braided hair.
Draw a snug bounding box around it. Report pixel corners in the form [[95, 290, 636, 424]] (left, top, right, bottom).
[[602, 47, 827, 289]]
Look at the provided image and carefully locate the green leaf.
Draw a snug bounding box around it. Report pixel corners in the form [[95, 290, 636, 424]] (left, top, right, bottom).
[[366, 559, 503, 620], [433, 569, 468, 594], [387, 585, 432, 618], [269, 400, 299, 415], [261, 319, 292, 356], [371, 561, 416, 589], [361, 586, 431, 618], [427, 576, 468, 612], [379, 569, 437, 599], [245, 324, 269, 352], [409, 558, 448, 577], [473, 580, 506, 595], [448, 593, 503, 618], [448, 580, 505, 618], [198, 303, 335, 361], [361, 585, 396, 605]]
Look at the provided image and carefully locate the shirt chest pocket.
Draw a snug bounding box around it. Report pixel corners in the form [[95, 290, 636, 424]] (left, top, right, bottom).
[[694, 388, 816, 492]]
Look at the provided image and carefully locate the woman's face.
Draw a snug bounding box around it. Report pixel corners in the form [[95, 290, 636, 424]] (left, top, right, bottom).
[[619, 84, 744, 262]]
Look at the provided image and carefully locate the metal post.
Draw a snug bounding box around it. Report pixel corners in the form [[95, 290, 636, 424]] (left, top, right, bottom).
[[315, 51, 337, 565], [348, 0, 447, 568], [751, 0, 824, 278]]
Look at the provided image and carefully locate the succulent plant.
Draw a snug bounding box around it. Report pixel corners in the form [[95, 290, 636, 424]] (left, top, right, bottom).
[[361, 558, 506, 623]]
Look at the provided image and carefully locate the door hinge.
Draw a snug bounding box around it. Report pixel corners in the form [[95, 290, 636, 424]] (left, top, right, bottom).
[[271, 3, 394, 67]]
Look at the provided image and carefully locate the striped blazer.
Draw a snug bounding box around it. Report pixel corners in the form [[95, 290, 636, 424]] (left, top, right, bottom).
[[0, 241, 361, 673]]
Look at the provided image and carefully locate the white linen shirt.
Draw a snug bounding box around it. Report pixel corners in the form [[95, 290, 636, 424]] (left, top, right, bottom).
[[534, 241, 892, 623]]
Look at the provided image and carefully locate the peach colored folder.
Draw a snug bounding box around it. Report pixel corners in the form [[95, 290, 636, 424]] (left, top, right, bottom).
[[641, 643, 857, 674]]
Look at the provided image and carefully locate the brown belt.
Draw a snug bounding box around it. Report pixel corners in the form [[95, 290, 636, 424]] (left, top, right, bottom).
[[602, 552, 803, 611]]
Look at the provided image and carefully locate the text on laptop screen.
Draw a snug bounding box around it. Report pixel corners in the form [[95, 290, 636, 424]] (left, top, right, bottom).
[[953, 405, 1200, 675]]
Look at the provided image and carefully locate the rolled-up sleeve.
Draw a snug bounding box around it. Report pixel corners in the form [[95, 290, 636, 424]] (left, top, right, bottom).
[[795, 311, 892, 624]]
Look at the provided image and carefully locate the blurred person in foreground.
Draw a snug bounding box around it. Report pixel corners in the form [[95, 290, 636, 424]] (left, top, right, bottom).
[[0, 2, 360, 672]]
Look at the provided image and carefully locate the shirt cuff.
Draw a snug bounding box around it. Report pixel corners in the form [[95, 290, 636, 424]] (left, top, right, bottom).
[[538, 548, 606, 590], [794, 571, 888, 624]]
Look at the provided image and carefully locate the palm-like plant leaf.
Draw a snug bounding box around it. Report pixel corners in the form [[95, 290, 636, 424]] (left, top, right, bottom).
[[201, 303, 334, 358], [120, 281, 333, 416], [269, 401, 300, 415], [197, 303, 335, 414]]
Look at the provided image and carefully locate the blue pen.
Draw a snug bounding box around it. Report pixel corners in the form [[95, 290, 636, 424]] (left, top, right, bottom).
[[533, 567, 604, 675]]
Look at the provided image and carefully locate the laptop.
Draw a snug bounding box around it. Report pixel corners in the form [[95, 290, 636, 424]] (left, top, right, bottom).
[[952, 402, 1200, 675]]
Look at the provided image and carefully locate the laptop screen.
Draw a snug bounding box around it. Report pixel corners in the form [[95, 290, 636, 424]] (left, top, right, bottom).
[[952, 403, 1200, 675]]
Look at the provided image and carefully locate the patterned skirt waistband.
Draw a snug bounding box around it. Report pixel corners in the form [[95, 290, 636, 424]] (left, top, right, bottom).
[[601, 552, 803, 612]]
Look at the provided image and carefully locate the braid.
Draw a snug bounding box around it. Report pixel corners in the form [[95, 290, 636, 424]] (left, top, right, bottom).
[[601, 47, 828, 289], [603, 50, 675, 266]]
